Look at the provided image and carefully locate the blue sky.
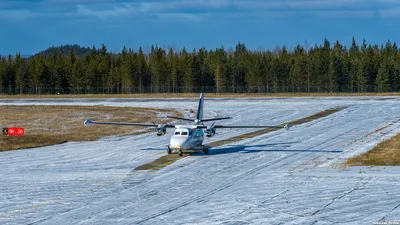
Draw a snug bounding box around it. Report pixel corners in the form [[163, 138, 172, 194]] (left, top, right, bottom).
[[0, 0, 399, 55]]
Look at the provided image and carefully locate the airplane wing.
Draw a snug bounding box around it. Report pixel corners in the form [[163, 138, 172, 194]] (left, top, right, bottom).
[[213, 124, 291, 130], [166, 116, 194, 122], [214, 125, 285, 129], [84, 120, 175, 128], [192, 124, 290, 130], [195, 123, 290, 138], [215, 125, 276, 128]]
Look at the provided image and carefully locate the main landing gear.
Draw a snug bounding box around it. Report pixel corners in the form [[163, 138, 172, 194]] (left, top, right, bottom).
[[203, 146, 210, 155], [167, 146, 210, 157]]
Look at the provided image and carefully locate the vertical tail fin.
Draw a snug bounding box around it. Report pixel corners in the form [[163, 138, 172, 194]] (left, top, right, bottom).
[[196, 93, 204, 121]]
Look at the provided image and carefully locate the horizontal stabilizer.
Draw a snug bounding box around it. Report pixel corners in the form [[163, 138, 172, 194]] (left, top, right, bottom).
[[166, 116, 194, 122], [166, 115, 232, 123], [201, 117, 232, 122]]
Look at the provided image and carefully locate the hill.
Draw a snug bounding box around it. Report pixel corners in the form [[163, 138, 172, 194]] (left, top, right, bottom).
[[34, 44, 91, 57]]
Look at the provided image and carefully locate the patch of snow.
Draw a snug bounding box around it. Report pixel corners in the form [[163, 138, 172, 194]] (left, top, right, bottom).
[[0, 96, 399, 224]]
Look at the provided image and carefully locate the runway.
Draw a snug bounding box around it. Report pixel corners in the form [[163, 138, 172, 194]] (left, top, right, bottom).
[[1, 96, 399, 224]]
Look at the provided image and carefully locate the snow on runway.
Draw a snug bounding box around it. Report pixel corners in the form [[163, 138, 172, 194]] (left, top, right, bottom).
[[1, 97, 400, 224]]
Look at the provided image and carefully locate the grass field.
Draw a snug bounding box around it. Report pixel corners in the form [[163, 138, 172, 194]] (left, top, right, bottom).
[[0, 105, 181, 151], [346, 132, 400, 166], [1, 92, 400, 99]]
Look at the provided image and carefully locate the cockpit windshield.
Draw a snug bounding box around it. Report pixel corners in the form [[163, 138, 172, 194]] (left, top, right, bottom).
[[174, 129, 190, 136]]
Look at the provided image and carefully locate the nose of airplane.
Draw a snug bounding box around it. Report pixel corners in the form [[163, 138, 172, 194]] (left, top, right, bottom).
[[170, 136, 188, 149]]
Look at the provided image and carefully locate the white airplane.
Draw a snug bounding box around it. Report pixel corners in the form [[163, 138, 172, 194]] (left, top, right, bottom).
[[84, 93, 291, 156]]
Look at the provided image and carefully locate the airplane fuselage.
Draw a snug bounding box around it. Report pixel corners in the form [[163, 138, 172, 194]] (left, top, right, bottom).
[[169, 127, 205, 151]]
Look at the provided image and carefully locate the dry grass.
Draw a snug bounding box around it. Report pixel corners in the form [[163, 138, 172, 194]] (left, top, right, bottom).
[[0, 105, 181, 151], [1, 92, 400, 99], [346, 132, 400, 166]]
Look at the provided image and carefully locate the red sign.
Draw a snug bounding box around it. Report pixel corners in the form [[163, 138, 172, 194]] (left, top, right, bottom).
[[7, 127, 24, 136]]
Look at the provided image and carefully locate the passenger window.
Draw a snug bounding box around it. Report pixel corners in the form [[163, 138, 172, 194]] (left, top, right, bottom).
[[182, 131, 188, 136], [174, 132, 180, 135]]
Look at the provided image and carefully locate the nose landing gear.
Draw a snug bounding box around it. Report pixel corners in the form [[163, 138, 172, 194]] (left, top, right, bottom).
[[167, 146, 183, 156]]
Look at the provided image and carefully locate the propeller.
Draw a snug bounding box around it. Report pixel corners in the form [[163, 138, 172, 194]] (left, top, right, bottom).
[[206, 122, 216, 137], [157, 122, 166, 129], [210, 122, 216, 129]]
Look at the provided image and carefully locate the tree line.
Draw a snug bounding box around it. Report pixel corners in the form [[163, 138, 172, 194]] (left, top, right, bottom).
[[0, 37, 399, 95]]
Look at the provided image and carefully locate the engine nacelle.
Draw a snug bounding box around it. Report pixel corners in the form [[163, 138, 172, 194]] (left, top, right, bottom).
[[156, 124, 167, 136], [157, 129, 166, 136], [206, 128, 216, 137]]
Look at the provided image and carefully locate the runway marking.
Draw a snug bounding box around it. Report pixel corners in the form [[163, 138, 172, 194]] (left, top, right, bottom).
[[135, 106, 347, 171]]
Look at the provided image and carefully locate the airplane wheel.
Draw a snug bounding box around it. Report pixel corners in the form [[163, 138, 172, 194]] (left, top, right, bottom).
[[203, 146, 209, 155], [178, 150, 183, 156], [167, 147, 172, 154]]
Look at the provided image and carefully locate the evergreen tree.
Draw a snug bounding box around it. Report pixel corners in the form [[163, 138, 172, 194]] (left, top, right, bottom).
[[262, 51, 274, 93], [328, 41, 345, 92], [29, 55, 44, 94], [6, 55, 16, 94], [120, 46, 133, 93], [376, 60, 390, 92], [214, 63, 223, 93], [15, 53, 27, 94], [395, 51, 400, 91], [247, 53, 265, 92], [213, 47, 227, 93], [70, 58, 87, 93], [136, 47, 148, 93], [290, 45, 307, 92], [347, 37, 360, 92], [1, 38, 400, 95], [320, 38, 331, 91], [0, 57, 6, 93], [179, 48, 194, 92], [196, 48, 208, 91], [306, 47, 319, 92], [233, 43, 248, 88]]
